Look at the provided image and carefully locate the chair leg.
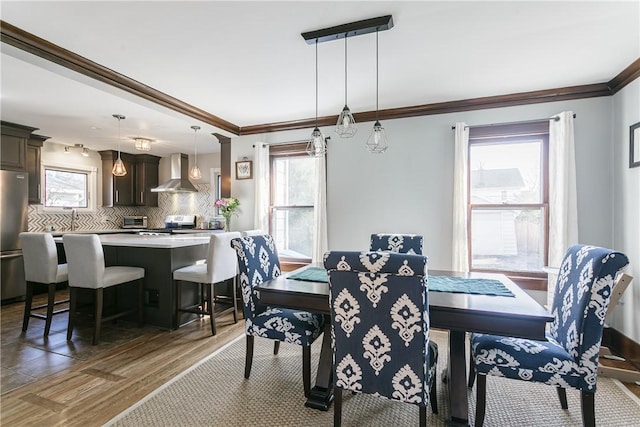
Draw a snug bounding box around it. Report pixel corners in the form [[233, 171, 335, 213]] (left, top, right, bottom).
[[67, 287, 78, 340], [22, 281, 34, 332], [244, 335, 254, 379], [419, 405, 427, 427], [303, 345, 311, 398], [208, 283, 216, 336], [430, 376, 438, 414], [231, 276, 238, 324], [581, 390, 595, 427], [174, 280, 181, 330], [557, 387, 568, 410], [44, 283, 56, 337], [475, 373, 487, 427], [333, 386, 342, 427], [273, 341, 280, 355], [137, 279, 144, 328], [93, 288, 104, 346], [468, 351, 476, 388]]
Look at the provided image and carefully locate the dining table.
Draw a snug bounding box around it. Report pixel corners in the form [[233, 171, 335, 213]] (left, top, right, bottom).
[[257, 266, 553, 426]]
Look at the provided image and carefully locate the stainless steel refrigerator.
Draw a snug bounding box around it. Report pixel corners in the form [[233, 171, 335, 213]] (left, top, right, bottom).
[[0, 169, 28, 301]]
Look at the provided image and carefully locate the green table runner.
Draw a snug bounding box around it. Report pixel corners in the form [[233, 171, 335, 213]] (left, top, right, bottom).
[[288, 267, 514, 297]]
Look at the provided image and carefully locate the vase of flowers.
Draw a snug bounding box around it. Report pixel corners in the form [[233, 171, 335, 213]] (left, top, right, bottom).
[[215, 197, 240, 231]]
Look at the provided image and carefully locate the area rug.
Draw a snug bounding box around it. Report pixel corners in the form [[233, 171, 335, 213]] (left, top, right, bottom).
[[105, 330, 640, 426]]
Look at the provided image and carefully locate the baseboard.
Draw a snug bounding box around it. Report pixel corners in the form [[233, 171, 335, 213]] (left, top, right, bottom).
[[602, 326, 640, 371]]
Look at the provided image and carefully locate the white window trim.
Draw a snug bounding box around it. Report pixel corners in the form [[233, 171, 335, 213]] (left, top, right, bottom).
[[39, 161, 98, 213]]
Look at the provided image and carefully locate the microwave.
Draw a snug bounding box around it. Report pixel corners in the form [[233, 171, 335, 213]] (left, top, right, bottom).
[[122, 216, 148, 229]]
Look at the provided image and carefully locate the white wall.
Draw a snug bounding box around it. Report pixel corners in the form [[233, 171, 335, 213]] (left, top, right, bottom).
[[231, 97, 615, 272], [612, 79, 640, 342]]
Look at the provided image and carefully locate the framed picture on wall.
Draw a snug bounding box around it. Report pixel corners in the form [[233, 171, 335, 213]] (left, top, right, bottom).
[[630, 122, 640, 168], [236, 160, 253, 179]]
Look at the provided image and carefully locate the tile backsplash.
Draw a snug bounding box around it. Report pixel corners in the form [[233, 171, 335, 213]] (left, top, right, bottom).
[[28, 183, 216, 231]]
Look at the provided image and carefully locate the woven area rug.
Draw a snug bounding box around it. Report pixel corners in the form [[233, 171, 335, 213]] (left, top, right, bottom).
[[106, 330, 640, 426]]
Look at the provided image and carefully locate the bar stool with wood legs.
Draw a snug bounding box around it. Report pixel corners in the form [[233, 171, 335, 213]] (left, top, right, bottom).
[[20, 232, 69, 337], [173, 232, 241, 335], [62, 234, 145, 345]]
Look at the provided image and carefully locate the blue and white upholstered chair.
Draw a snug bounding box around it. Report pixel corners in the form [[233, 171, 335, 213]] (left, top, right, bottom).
[[469, 244, 629, 427], [324, 251, 438, 427], [230, 234, 325, 397], [370, 233, 423, 255]]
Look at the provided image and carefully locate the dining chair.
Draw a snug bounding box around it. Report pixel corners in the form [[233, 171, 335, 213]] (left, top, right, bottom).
[[469, 244, 629, 427], [324, 250, 438, 427], [241, 229, 263, 237], [230, 234, 324, 397], [173, 231, 241, 335], [370, 233, 423, 254], [63, 234, 145, 345], [20, 232, 70, 337]]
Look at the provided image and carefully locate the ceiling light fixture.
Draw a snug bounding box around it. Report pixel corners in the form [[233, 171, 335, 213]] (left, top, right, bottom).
[[189, 125, 202, 180], [134, 137, 152, 152], [365, 29, 389, 154], [306, 39, 327, 157], [112, 114, 127, 176], [336, 35, 357, 138]]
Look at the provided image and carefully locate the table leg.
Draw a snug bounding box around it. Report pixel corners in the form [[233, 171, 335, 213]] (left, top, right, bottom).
[[305, 319, 334, 411], [448, 330, 469, 426]]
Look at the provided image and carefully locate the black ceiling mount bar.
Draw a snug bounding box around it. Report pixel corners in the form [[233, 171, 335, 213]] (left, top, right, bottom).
[[301, 15, 393, 44]]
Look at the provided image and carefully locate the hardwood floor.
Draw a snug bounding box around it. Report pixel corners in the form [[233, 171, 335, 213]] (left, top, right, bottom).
[[2, 290, 639, 426], [1, 290, 244, 426]]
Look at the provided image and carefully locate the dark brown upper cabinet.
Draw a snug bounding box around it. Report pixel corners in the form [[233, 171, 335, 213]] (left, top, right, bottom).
[[1, 121, 38, 172], [27, 134, 49, 204]]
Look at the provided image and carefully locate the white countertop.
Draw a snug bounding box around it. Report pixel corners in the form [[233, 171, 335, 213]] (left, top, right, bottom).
[[54, 233, 211, 248]]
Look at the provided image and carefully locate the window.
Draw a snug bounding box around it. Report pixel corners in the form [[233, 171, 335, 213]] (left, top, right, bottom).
[[270, 143, 315, 262], [42, 163, 96, 211], [468, 122, 549, 279]]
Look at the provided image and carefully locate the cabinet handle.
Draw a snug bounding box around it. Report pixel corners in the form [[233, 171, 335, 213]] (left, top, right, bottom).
[[115, 190, 119, 203], [37, 184, 40, 197], [140, 191, 144, 204]]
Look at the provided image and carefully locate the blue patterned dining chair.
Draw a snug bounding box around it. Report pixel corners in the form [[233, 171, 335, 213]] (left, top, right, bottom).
[[469, 244, 629, 427], [230, 234, 325, 397], [324, 251, 438, 427], [370, 233, 423, 255]]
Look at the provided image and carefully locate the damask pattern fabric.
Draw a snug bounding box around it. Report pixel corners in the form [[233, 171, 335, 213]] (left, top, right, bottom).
[[231, 235, 324, 346], [370, 234, 423, 255], [324, 251, 435, 407], [472, 244, 629, 392]]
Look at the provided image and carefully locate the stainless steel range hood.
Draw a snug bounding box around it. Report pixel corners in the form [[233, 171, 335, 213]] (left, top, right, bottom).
[[151, 153, 198, 193]]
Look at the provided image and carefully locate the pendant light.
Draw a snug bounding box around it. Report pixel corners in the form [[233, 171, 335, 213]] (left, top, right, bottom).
[[112, 114, 127, 176], [365, 29, 389, 154], [189, 125, 202, 180], [306, 39, 327, 157], [335, 35, 357, 138]]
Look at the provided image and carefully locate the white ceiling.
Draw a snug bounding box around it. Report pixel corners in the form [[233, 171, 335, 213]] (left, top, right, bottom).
[[1, 1, 638, 156]]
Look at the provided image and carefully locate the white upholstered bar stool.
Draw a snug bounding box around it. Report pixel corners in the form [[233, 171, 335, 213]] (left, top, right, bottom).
[[62, 234, 145, 345], [173, 231, 241, 335], [20, 232, 69, 337]]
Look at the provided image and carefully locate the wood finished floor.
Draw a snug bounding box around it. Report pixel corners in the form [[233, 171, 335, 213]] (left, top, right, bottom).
[[2, 290, 639, 426], [1, 290, 244, 426]]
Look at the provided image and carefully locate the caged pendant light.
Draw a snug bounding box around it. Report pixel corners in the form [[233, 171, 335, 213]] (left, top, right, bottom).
[[335, 35, 357, 138], [306, 39, 327, 157], [365, 29, 389, 154], [189, 125, 202, 180], [112, 114, 127, 176]]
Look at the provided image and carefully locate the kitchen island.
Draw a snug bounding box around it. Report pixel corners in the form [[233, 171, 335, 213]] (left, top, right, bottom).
[[55, 234, 212, 330]]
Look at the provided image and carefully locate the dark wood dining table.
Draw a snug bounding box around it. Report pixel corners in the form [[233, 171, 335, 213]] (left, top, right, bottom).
[[257, 267, 553, 426]]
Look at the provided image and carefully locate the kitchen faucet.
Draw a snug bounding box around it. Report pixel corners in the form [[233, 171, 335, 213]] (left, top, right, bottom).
[[70, 208, 79, 231]]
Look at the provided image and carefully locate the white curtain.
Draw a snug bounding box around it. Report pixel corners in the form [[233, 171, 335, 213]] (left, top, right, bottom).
[[253, 143, 270, 233], [452, 123, 470, 272], [547, 111, 579, 305], [312, 154, 328, 264]]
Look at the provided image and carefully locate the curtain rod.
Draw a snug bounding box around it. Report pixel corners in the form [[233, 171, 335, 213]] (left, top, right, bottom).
[[450, 113, 576, 130], [252, 137, 330, 148]]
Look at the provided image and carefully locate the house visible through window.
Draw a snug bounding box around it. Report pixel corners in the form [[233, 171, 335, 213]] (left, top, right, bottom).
[[468, 122, 549, 280], [270, 143, 315, 262], [44, 167, 88, 208]]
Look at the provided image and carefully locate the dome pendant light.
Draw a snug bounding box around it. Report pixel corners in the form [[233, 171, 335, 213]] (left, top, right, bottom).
[[306, 39, 327, 157], [112, 114, 127, 176], [189, 125, 202, 180], [336, 35, 357, 138], [365, 29, 389, 154]]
